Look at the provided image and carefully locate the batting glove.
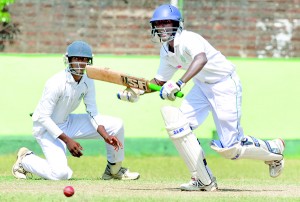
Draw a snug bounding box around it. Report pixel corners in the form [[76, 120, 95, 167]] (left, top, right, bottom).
[[117, 87, 144, 103], [160, 80, 185, 101]]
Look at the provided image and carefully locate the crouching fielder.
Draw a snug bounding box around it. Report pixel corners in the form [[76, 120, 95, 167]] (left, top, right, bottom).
[[117, 4, 285, 191], [12, 41, 140, 181]]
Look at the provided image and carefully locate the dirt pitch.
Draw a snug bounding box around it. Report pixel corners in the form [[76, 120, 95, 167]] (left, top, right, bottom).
[[1, 156, 299, 201], [0, 179, 299, 201]]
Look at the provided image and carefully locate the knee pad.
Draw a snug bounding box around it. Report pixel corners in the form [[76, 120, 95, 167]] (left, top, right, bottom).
[[161, 106, 212, 185], [211, 136, 283, 161]]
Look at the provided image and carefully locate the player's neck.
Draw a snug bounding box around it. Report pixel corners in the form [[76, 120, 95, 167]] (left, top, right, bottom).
[[73, 75, 82, 83], [168, 40, 174, 53]]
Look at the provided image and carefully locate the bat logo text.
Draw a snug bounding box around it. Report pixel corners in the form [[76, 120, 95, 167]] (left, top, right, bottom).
[[121, 76, 148, 91]]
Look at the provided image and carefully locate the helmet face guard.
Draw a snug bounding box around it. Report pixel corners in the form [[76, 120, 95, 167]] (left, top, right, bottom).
[[64, 41, 93, 76], [150, 4, 183, 43], [67, 61, 91, 76], [150, 21, 181, 43]]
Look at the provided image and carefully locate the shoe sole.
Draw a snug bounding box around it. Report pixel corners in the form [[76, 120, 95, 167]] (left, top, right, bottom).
[[102, 173, 140, 180], [102, 175, 140, 181], [180, 182, 218, 191], [119, 174, 140, 180]]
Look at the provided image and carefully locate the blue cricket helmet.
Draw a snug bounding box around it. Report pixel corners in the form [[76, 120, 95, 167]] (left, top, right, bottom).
[[149, 4, 184, 43], [150, 4, 182, 23], [65, 41, 93, 76], [66, 40, 93, 59]]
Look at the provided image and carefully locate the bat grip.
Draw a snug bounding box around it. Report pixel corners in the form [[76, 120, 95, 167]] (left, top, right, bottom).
[[148, 83, 184, 98]]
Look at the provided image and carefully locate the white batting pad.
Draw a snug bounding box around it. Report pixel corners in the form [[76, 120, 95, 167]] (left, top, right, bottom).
[[160, 106, 191, 138], [161, 106, 212, 185], [211, 136, 283, 161]]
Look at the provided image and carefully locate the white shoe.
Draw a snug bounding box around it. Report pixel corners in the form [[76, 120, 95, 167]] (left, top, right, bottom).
[[265, 138, 285, 178], [12, 147, 33, 179], [180, 177, 218, 191], [101, 165, 140, 180]]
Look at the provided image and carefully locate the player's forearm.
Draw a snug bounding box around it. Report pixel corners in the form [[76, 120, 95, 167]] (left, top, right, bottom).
[[97, 125, 110, 141], [58, 133, 71, 143], [180, 52, 207, 83], [35, 116, 64, 139]]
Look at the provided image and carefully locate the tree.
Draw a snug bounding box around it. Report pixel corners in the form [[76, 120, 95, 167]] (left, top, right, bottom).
[[0, 0, 20, 51]]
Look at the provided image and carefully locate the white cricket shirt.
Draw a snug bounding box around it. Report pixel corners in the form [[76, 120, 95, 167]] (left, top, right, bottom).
[[155, 30, 235, 83], [32, 70, 102, 139]]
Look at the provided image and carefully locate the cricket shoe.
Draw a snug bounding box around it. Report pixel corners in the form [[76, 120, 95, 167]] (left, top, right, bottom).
[[265, 138, 285, 178], [12, 147, 33, 179], [101, 165, 140, 180], [180, 177, 218, 191]]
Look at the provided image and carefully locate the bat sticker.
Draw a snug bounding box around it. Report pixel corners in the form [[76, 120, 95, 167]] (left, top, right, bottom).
[[121, 76, 149, 91]]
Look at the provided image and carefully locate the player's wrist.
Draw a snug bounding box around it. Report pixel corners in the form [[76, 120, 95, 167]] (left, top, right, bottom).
[[176, 79, 186, 89]]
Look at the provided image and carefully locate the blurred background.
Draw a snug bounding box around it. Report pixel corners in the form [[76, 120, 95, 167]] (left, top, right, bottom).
[[1, 0, 299, 57]]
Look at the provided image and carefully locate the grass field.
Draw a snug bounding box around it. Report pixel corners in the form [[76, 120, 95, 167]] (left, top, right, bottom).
[[1, 55, 300, 140], [1, 155, 300, 201]]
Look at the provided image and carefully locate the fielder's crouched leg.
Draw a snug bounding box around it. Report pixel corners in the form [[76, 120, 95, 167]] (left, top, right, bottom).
[[160, 106, 218, 191], [211, 136, 285, 178]]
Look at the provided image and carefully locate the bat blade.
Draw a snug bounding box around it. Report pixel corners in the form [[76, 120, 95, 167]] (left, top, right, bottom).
[[86, 65, 184, 98], [86, 65, 123, 86], [86, 65, 151, 92]]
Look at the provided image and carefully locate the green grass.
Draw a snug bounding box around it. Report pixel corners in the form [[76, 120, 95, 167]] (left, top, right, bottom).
[[1, 155, 299, 201], [1, 54, 300, 140], [1, 136, 300, 157]]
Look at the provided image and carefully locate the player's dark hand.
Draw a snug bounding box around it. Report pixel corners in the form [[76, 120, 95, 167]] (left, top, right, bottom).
[[104, 136, 123, 151], [66, 139, 83, 157]]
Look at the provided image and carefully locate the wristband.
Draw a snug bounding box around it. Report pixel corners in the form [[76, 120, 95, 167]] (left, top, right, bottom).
[[176, 79, 186, 89]]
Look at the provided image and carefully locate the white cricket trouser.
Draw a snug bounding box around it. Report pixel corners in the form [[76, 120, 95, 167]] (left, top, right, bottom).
[[180, 71, 244, 147], [22, 114, 124, 180]]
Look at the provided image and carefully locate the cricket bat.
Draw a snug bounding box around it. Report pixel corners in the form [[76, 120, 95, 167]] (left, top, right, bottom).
[[86, 65, 184, 98]]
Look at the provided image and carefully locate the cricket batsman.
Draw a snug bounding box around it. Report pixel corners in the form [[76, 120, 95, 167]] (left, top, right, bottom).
[[117, 4, 285, 191], [12, 40, 140, 181]]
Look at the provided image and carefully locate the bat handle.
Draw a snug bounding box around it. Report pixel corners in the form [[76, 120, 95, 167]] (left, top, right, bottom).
[[148, 83, 184, 98]]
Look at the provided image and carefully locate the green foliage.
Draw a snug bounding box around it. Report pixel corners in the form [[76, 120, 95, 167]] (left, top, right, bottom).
[[0, 0, 14, 23], [0, 0, 19, 51]]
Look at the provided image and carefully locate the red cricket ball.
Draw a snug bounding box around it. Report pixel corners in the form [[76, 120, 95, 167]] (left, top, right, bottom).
[[63, 186, 75, 197]]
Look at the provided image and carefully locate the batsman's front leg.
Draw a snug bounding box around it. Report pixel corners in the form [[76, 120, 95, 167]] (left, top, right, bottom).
[[160, 106, 218, 191]]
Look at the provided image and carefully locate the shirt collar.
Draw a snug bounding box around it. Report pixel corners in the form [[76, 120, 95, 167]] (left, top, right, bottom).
[[161, 31, 181, 57], [65, 69, 85, 84], [173, 31, 181, 46]]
